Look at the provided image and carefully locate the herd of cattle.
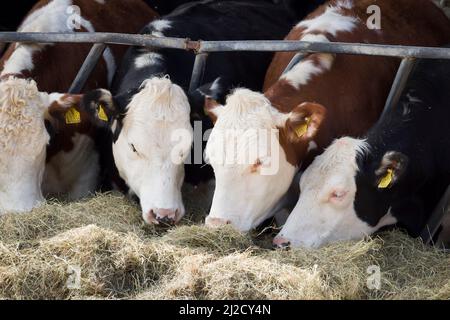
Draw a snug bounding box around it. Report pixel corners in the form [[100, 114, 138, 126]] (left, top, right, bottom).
[[0, 0, 449, 249]]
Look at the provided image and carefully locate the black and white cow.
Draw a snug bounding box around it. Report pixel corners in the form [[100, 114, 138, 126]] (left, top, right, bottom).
[[274, 54, 450, 248], [80, 0, 323, 225]]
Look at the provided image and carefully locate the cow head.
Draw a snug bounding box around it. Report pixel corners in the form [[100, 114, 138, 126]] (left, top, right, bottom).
[[81, 77, 193, 225], [204, 88, 326, 231], [0, 77, 83, 214], [274, 137, 404, 248]]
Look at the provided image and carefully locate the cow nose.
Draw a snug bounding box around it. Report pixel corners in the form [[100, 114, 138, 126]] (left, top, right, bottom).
[[273, 236, 291, 249], [148, 208, 179, 225], [205, 216, 231, 228]]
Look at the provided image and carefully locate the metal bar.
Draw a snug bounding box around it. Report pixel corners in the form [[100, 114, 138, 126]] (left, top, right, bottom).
[[379, 57, 416, 122], [197, 40, 450, 59], [0, 32, 190, 50], [0, 33, 450, 60], [420, 185, 450, 245], [69, 43, 106, 94], [188, 53, 208, 93]]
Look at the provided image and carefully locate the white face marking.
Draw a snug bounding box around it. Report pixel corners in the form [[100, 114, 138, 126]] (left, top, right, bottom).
[[205, 89, 297, 232], [43, 133, 100, 200], [280, 34, 334, 89], [149, 19, 172, 37], [113, 77, 192, 223], [277, 137, 396, 248], [0, 78, 50, 214], [296, 2, 357, 36], [281, 53, 334, 89], [134, 52, 164, 69]]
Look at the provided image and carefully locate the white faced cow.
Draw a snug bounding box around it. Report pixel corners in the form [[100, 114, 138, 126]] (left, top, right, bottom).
[[0, 0, 157, 214], [274, 55, 450, 248]]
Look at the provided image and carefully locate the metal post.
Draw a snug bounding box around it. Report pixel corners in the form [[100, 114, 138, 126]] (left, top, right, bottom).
[[188, 52, 208, 93], [69, 43, 106, 93], [379, 57, 416, 122], [420, 185, 450, 245]]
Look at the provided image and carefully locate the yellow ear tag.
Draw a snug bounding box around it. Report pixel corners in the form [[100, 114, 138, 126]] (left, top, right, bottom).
[[295, 117, 311, 138], [378, 169, 393, 189], [97, 104, 108, 122], [65, 107, 81, 124]]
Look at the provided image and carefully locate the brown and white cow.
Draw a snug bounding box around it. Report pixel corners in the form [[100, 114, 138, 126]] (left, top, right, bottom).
[[204, 0, 450, 231], [0, 0, 157, 214]]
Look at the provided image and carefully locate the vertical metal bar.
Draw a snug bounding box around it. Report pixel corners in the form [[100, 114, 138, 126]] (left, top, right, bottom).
[[68, 43, 106, 94], [379, 57, 416, 121], [188, 53, 208, 93], [420, 185, 450, 245]]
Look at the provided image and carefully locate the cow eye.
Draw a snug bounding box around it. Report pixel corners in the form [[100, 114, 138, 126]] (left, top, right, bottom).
[[130, 143, 138, 153]]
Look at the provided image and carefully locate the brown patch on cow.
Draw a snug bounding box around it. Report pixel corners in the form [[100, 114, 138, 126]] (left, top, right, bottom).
[[263, 0, 450, 167]]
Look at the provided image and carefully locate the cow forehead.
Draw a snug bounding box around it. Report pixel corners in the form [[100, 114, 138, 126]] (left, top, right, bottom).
[[214, 89, 283, 130], [124, 77, 191, 125], [0, 78, 48, 156], [302, 137, 368, 188], [206, 90, 287, 167]]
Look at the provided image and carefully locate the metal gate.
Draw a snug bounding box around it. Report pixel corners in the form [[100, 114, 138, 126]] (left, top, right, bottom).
[[0, 31, 449, 245]]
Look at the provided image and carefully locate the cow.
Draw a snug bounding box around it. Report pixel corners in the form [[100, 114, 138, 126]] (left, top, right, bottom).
[[78, 0, 323, 226], [273, 54, 450, 248], [0, 0, 157, 214], [203, 0, 450, 232]]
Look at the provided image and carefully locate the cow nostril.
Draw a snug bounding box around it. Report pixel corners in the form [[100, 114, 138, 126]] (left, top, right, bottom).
[[143, 210, 158, 225], [156, 215, 175, 225]]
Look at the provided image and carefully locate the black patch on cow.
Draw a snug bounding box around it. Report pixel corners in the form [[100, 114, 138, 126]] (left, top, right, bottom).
[[353, 53, 450, 237]]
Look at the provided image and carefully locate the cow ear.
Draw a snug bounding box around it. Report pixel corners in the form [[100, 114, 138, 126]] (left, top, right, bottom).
[[204, 96, 224, 124], [283, 102, 326, 143], [375, 151, 409, 189], [46, 93, 84, 129], [80, 89, 118, 129]]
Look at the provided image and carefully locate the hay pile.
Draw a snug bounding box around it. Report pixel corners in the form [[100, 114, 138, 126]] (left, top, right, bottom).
[[0, 185, 449, 300]]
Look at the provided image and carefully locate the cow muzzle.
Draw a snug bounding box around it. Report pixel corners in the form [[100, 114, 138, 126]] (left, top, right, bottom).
[[144, 208, 180, 225], [272, 236, 291, 249], [205, 216, 231, 228]]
